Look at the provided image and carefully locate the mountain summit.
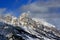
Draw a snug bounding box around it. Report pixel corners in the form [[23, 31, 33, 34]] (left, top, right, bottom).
[[0, 12, 60, 40]]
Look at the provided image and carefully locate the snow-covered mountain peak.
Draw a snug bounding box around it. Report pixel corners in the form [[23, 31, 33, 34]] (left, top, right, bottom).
[[0, 12, 56, 28], [0, 12, 60, 40]]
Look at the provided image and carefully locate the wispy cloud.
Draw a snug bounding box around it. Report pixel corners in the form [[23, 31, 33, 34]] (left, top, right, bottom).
[[0, 8, 16, 17], [0, 8, 6, 14], [19, 0, 60, 17]]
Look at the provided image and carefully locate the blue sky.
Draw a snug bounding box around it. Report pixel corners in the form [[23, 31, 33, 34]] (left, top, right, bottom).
[[0, 0, 35, 10], [0, 0, 26, 9], [0, 0, 60, 29]]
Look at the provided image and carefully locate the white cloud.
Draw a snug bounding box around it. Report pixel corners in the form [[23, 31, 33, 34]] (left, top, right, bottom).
[[19, 0, 60, 18]]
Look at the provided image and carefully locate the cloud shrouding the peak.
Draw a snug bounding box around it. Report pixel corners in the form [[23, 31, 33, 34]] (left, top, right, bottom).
[[19, 0, 60, 29]]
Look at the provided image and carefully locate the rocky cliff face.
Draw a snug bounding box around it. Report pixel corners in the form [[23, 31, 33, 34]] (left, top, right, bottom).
[[0, 13, 60, 40]]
